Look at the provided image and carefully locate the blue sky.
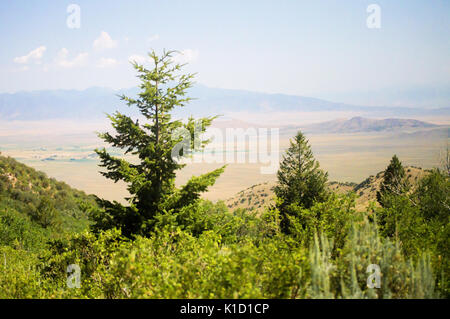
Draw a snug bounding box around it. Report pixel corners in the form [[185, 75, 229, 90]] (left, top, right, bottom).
[[0, 0, 449, 107]]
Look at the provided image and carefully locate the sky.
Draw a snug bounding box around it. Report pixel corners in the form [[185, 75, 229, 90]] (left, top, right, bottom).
[[0, 0, 449, 107]]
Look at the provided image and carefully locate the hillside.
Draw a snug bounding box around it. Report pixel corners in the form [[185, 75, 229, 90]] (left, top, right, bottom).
[[225, 180, 356, 213], [225, 166, 429, 212], [352, 166, 428, 210], [0, 152, 96, 235]]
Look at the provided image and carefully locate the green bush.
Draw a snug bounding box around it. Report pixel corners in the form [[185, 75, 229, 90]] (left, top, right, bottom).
[[0, 246, 52, 299], [0, 208, 47, 251]]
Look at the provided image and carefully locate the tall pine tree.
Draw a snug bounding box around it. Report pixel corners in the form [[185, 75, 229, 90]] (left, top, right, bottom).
[[274, 131, 328, 232], [92, 50, 224, 237]]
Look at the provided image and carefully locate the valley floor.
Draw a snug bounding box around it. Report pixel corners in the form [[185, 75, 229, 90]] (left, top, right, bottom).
[[0, 129, 447, 203]]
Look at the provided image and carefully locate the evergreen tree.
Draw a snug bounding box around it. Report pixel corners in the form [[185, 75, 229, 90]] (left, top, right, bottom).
[[92, 50, 224, 237], [274, 131, 328, 232], [376, 155, 409, 208]]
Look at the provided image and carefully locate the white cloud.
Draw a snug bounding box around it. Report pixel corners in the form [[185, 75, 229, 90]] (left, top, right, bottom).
[[128, 54, 149, 65], [93, 31, 118, 50], [172, 49, 199, 64], [97, 57, 118, 68], [55, 48, 88, 68], [148, 34, 159, 42], [13, 46, 46, 64]]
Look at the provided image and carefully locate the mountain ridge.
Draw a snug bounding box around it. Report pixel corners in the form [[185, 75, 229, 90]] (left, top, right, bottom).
[[1, 85, 449, 121], [299, 116, 441, 133]]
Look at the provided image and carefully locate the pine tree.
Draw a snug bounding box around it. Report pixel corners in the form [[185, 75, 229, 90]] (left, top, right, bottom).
[[274, 131, 328, 231], [92, 50, 224, 237], [376, 155, 409, 208]]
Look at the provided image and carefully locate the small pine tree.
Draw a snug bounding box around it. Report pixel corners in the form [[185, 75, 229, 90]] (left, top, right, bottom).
[[376, 155, 409, 208], [93, 50, 224, 237], [274, 131, 328, 232]]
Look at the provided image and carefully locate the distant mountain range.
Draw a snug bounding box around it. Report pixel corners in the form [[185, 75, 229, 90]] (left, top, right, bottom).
[[0, 85, 449, 121]]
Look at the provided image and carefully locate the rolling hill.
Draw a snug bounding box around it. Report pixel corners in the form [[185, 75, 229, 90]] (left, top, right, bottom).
[[225, 166, 429, 212], [300, 117, 440, 133]]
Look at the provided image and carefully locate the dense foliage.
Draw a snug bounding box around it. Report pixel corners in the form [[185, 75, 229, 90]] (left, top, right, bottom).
[[1, 191, 445, 299], [0, 153, 97, 298]]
